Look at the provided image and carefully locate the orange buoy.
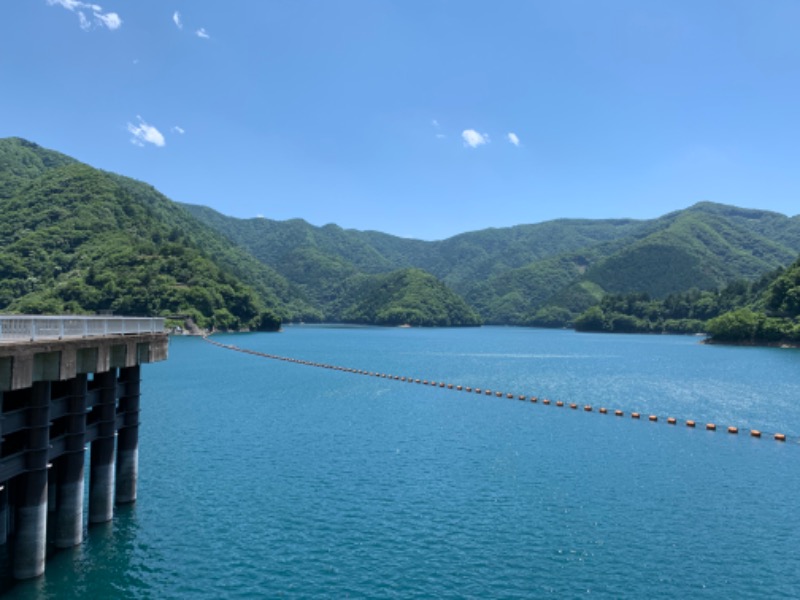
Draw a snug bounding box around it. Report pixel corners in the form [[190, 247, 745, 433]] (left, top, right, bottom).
[[518, 395, 526, 400], [466, 387, 472, 392], [486, 390, 492, 396], [506, 393, 513, 398], [599, 407, 607, 414], [631, 412, 640, 419], [667, 417, 676, 425], [543, 399, 551, 405], [569, 403, 577, 410], [686, 420, 696, 428], [750, 429, 761, 438], [495, 391, 502, 397], [649, 415, 657, 422], [584, 405, 592, 412], [614, 410, 623, 417], [440, 383, 446, 388], [556, 401, 564, 407], [775, 433, 786, 442], [706, 423, 716, 431], [727, 426, 738, 434], [456, 385, 463, 391], [530, 397, 538, 403]]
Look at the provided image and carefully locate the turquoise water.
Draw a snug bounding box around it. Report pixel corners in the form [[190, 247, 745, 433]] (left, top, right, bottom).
[[4, 326, 800, 598]]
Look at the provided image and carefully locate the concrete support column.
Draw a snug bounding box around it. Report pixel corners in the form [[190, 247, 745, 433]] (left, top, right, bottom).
[[13, 381, 51, 580], [54, 374, 87, 548], [90, 370, 117, 523], [116, 366, 140, 505], [0, 484, 8, 546]]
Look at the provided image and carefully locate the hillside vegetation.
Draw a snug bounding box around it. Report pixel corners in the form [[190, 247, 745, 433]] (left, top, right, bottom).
[[0, 138, 308, 329], [573, 258, 800, 345], [336, 269, 482, 327], [3, 137, 800, 337], [184, 201, 800, 326], [0, 138, 482, 328]]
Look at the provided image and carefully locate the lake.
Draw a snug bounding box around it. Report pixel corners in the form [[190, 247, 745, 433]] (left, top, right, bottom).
[[4, 326, 800, 598]]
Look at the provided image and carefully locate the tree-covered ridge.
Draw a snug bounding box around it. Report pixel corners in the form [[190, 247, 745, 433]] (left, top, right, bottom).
[[185, 201, 800, 326], [573, 258, 800, 345], [705, 257, 800, 344], [0, 138, 305, 330], [336, 269, 482, 327], [4, 137, 800, 336], [0, 137, 478, 330]]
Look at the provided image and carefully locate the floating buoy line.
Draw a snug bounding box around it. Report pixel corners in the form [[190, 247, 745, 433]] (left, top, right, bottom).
[[203, 336, 796, 446]]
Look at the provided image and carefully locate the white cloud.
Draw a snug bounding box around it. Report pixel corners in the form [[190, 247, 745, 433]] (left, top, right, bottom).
[[128, 117, 166, 148], [47, 0, 122, 31], [196, 28, 210, 39], [436, 133, 446, 139], [462, 129, 489, 148], [173, 11, 183, 29], [432, 119, 440, 128], [507, 132, 520, 147], [78, 11, 91, 30], [94, 11, 121, 30], [172, 126, 185, 135]]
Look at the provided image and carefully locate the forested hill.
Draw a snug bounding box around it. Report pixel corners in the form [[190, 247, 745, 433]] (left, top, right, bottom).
[[0, 138, 481, 328], [183, 201, 800, 326], [3, 137, 799, 332], [572, 256, 800, 345], [0, 137, 315, 329]]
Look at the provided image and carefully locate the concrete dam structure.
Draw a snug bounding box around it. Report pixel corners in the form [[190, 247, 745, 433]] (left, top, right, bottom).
[[0, 316, 168, 579]]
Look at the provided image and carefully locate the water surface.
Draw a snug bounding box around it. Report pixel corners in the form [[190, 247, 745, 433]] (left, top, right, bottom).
[[5, 327, 800, 598]]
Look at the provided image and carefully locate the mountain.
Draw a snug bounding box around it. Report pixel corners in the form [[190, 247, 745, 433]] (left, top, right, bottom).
[[0, 138, 482, 328], [183, 201, 800, 325], [4, 137, 799, 331], [336, 268, 482, 327], [0, 137, 315, 329], [570, 255, 800, 345]]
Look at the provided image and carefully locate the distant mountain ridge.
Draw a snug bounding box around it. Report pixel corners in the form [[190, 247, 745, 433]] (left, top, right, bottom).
[[182, 200, 800, 325], [2, 137, 799, 329]]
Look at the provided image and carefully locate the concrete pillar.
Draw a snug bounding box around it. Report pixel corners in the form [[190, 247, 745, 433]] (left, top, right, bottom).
[[13, 381, 50, 579], [116, 366, 140, 505], [0, 484, 8, 546], [90, 370, 117, 523], [46, 465, 57, 545], [54, 374, 87, 548]]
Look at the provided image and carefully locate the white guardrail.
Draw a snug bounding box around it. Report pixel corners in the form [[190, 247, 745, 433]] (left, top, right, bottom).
[[0, 316, 166, 342]]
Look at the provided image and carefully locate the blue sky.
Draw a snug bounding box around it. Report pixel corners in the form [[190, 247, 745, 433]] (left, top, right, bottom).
[[2, 1, 799, 240]]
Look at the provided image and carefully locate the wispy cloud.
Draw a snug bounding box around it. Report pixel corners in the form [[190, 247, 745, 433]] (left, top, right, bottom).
[[128, 117, 166, 148], [507, 132, 520, 147], [172, 11, 183, 29], [172, 125, 185, 135], [196, 28, 210, 39], [432, 119, 440, 128], [462, 129, 489, 148], [94, 11, 121, 30], [47, 0, 122, 31]]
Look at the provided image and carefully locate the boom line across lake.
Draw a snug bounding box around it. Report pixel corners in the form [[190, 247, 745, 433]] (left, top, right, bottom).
[[203, 335, 795, 447]]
